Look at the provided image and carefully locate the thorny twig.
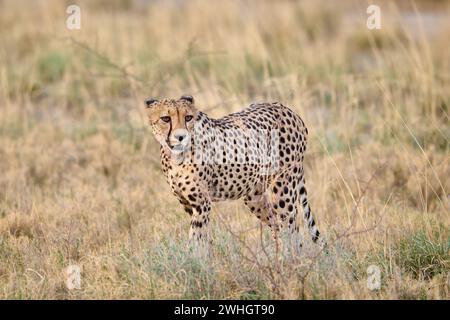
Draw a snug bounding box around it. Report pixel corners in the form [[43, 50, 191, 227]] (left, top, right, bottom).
[[60, 36, 149, 86], [215, 212, 284, 297], [217, 162, 389, 299], [297, 162, 389, 299]]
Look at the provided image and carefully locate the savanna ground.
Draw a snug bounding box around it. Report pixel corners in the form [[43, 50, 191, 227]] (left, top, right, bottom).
[[0, 0, 449, 299]]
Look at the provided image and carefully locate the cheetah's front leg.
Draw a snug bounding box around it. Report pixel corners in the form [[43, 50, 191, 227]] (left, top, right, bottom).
[[188, 198, 212, 250]]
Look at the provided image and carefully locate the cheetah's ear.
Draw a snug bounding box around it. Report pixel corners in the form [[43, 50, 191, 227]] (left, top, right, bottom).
[[145, 97, 158, 108], [179, 95, 194, 104]]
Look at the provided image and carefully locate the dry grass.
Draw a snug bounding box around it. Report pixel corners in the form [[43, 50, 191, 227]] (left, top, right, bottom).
[[0, 0, 449, 299]]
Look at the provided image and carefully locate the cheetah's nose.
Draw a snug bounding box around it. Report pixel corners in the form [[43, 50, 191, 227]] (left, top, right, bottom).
[[174, 132, 187, 142]]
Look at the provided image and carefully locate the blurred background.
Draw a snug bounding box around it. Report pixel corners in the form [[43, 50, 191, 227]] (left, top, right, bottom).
[[0, 0, 448, 299]]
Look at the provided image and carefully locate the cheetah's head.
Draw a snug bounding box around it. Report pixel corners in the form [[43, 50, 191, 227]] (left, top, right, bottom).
[[145, 95, 198, 155]]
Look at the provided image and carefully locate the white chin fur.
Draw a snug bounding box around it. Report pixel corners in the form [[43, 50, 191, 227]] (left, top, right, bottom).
[[170, 145, 185, 154]]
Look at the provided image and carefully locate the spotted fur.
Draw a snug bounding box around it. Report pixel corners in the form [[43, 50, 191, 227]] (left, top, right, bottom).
[[145, 96, 325, 251]]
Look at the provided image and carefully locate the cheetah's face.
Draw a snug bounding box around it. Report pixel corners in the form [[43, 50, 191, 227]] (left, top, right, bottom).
[[145, 95, 198, 154]]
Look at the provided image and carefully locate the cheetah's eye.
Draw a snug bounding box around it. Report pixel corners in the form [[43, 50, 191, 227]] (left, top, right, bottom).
[[160, 116, 171, 123], [185, 115, 194, 122]]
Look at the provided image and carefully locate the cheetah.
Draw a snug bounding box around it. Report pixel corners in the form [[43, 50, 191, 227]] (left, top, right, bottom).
[[145, 95, 325, 252]]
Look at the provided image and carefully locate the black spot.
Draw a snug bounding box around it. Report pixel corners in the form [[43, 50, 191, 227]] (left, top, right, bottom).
[[312, 230, 320, 242], [304, 209, 310, 219]]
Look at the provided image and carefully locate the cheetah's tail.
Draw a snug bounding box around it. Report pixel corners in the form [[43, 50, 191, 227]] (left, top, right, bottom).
[[299, 184, 327, 249]]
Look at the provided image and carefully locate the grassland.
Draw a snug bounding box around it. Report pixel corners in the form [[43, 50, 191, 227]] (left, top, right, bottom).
[[0, 0, 448, 299]]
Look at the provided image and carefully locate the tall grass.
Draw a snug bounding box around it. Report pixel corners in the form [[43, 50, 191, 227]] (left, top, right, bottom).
[[0, 0, 448, 299]]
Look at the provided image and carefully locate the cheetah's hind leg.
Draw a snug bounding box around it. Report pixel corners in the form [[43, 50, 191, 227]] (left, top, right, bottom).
[[243, 190, 286, 252], [244, 180, 311, 256]]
